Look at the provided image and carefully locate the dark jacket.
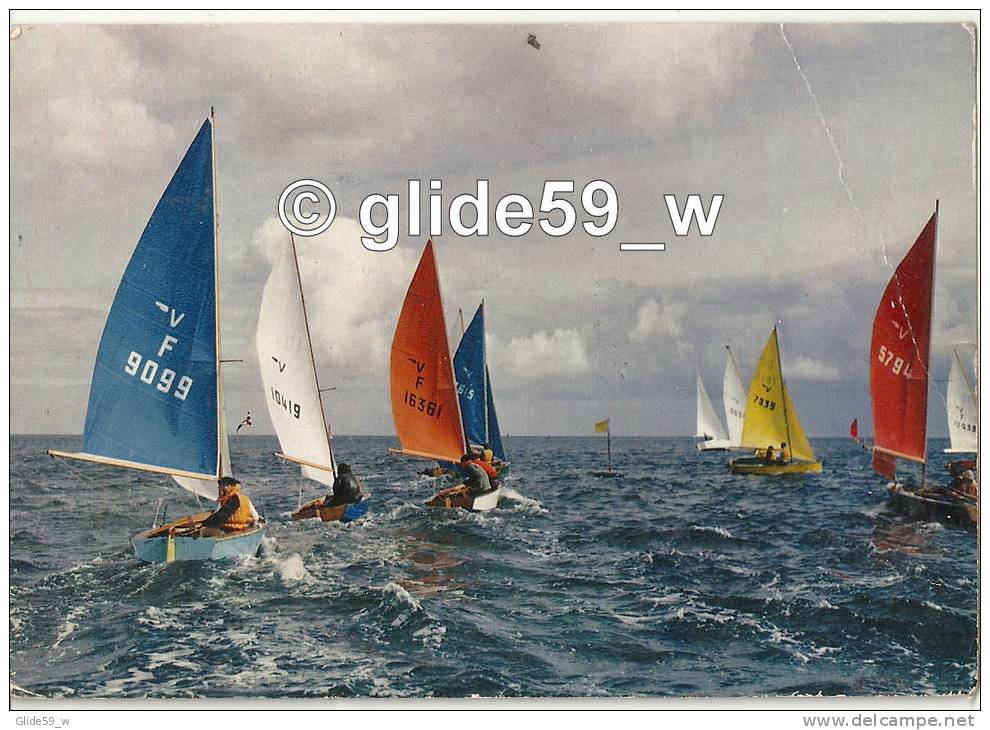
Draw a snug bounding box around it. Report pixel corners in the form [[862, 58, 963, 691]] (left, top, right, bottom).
[[325, 471, 364, 507]]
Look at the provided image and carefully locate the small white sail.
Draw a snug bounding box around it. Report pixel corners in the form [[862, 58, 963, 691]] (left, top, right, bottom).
[[257, 235, 336, 486], [723, 346, 746, 447], [696, 374, 728, 441], [945, 348, 978, 453]]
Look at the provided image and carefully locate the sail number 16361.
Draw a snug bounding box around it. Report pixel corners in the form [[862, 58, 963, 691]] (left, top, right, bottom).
[[877, 345, 913, 378], [404, 391, 443, 418]]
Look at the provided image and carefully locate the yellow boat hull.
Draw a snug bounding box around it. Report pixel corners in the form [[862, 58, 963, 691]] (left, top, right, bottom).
[[729, 458, 823, 475]]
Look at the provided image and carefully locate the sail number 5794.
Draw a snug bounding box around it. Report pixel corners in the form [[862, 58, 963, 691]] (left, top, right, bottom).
[[877, 345, 913, 378], [124, 351, 193, 400]]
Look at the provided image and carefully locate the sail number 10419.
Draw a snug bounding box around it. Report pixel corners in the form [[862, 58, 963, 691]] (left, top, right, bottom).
[[877, 345, 914, 378]]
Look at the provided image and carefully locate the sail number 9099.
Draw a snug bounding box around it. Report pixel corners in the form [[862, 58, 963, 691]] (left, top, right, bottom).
[[404, 391, 444, 418], [877, 345, 913, 378], [124, 351, 193, 400]]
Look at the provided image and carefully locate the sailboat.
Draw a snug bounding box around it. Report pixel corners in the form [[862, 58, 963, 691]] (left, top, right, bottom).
[[695, 374, 730, 450], [729, 327, 823, 475], [944, 347, 978, 454], [453, 301, 508, 467], [696, 347, 746, 451], [256, 234, 369, 524], [870, 206, 977, 528], [389, 241, 502, 511], [47, 115, 266, 562]]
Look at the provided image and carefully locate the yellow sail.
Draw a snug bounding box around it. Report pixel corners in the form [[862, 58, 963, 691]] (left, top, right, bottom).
[[739, 328, 816, 462]]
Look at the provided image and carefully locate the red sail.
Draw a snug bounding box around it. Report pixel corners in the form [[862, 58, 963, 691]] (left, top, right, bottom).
[[869, 211, 937, 464], [849, 418, 858, 441], [389, 241, 466, 462]]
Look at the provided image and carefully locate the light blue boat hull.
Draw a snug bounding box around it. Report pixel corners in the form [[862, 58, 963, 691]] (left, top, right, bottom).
[[132, 523, 266, 563]]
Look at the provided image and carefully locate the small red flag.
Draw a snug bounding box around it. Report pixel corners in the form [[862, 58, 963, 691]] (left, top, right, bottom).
[[872, 450, 896, 480], [849, 418, 859, 441]]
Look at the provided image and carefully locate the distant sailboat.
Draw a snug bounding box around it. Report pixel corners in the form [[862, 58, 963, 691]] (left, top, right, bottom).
[[723, 346, 747, 447], [729, 327, 822, 475], [870, 206, 976, 528], [944, 347, 978, 454], [390, 241, 502, 511], [48, 115, 266, 562], [256, 234, 368, 523], [453, 301, 507, 464], [695, 373, 730, 450], [697, 347, 746, 451]]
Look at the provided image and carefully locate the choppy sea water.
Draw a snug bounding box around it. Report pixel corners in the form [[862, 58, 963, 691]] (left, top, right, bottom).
[[9, 435, 977, 698]]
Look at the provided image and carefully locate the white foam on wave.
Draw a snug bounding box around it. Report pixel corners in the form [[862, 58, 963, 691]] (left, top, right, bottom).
[[690, 525, 735, 539], [275, 553, 313, 583], [501, 487, 547, 515], [383, 581, 423, 611], [389, 503, 422, 519], [51, 605, 86, 651]]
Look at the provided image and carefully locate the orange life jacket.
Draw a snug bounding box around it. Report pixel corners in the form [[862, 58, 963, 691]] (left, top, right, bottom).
[[471, 458, 498, 478], [217, 485, 257, 531]]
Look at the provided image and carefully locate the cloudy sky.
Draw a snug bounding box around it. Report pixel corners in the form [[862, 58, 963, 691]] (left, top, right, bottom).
[[10, 17, 977, 437]]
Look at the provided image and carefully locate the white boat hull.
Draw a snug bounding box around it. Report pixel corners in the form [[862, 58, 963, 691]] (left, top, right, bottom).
[[697, 438, 735, 451]]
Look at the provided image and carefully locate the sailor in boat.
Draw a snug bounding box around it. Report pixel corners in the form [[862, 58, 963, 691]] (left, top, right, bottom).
[[763, 444, 776, 464], [321, 463, 365, 508], [461, 454, 494, 495], [196, 477, 261, 538], [944, 469, 978, 500], [776, 442, 791, 464], [467, 450, 499, 485]]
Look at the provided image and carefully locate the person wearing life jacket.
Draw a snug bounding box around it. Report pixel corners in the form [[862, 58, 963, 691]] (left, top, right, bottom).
[[459, 453, 493, 495], [949, 469, 979, 500], [763, 444, 776, 464], [323, 463, 365, 507], [777, 442, 791, 464], [199, 477, 259, 535], [481, 444, 494, 465]]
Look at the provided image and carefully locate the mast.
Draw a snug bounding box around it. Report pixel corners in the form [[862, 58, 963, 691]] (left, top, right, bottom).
[[210, 106, 223, 479], [772, 325, 794, 454], [431, 241, 467, 455], [480, 300, 489, 444], [289, 232, 336, 476], [921, 201, 939, 485], [606, 425, 612, 472]]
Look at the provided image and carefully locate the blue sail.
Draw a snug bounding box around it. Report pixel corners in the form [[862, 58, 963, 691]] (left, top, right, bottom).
[[485, 366, 506, 461], [453, 303, 507, 461], [453, 304, 487, 451], [80, 119, 219, 477]]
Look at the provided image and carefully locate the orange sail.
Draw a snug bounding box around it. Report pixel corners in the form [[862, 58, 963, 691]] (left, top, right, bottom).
[[389, 241, 466, 461]]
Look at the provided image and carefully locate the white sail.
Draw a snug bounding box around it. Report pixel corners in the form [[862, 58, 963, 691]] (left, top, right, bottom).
[[257, 235, 336, 486], [723, 346, 746, 447], [945, 348, 978, 453], [696, 374, 728, 441]]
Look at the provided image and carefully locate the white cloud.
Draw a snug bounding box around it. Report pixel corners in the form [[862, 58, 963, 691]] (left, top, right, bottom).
[[784, 355, 842, 382], [629, 298, 687, 344], [493, 329, 590, 379]]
